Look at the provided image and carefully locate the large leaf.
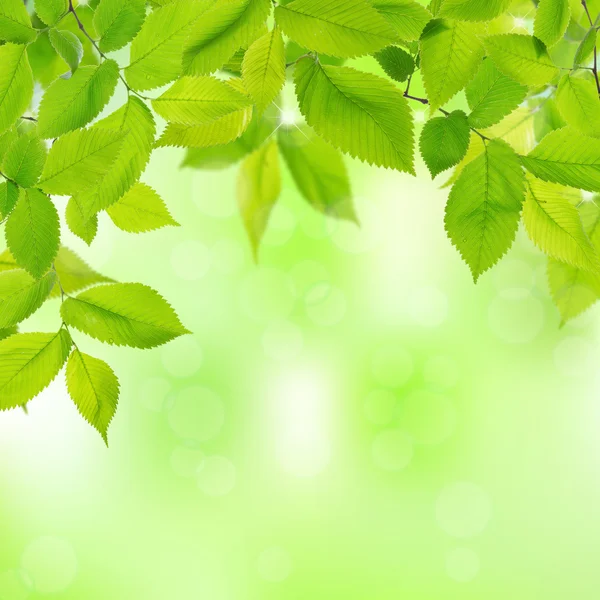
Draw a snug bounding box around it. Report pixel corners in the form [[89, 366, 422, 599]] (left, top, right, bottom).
[[370, 0, 431, 41], [242, 27, 286, 113], [52, 246, 113, 297], [183, 0, 272, 75], [523, 178, 599, 271], [93, 0, 146, 53], [35, 0, 68, 27], [484, 34, 559, 87], [152, 76, 252, 125], [0, 269, 56, 329], [534, 0, 570, 48], [437, 0, 512, 21], [107, 183, 179, 232], [275, 0, 396, 58], [420, 19, 484, 113], [0, 330, 72, 411], [465, 58, 527, 129], [61, 283, 190, 348], [555, 74, 600, 138], [278, 127, 356, 221], [0, 181, 19, 220], [39, 128, 126, 196], [0, 44, 34, 136], [37, 60, 120, 139], [48, 28, 84, 73], [2, 132, 47, 188], [419, 110, 470, 178], [445, 139, 526, 281], [66, 349, 119, 444], [295, 59, 414, 172], [521, 127, 600, 192], [0, 0, 36, 43], [237, 138, 281, 257], [5, 189, 60, 279]]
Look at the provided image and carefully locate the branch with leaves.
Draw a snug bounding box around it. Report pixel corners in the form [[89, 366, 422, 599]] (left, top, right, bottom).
[[1, 0, 600, 441]]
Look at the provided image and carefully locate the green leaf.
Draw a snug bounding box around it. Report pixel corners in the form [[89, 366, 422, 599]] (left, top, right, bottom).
[[370, 0, 431, 41], [0, 0, 36, 43], [0, 44, 34, 136], [465, 58, 527, 129], [533, 97, 566, 142], [51, 246, 113, 297], [2, 132, 47, 188], [0, 181, 19, 220], [48, 28, 84, 73], [275, 0, 396, 58], [107, 183, 179, 232], [420, 19, 484, 112], [125, 0, 213, 91], [574, 28, 596, 67], [373, 45, 414, 83], [61, 283, 190, 348], [437, 0, 513, 21], [445, 139, 526, 281], [37, 60, 120, 139], [484, 34, 559, 87], [66, 196, 98, 244], [420, 110, 470, 178], [242, 27, 286, 113], [237, 138, 281, 257], [0, 327, 17, 341], [0, 330, 72, 411], [0, 248, 18, 272], [295, 59, 414, 172], [35, 0, 68, 26], [93, 0, 146, 53], [152, 75, 253, 125], [39, 127, 126, 196], [0, 269, 56, 329], [278, 127, 356, 221], [534, 0, 570, 48], [5, 189, 60, 279], [521, 127, 600, 192], [555, 74, 600, 139], [66, 349, 119, 444], [0, 128, 18, 165], [183, 0, 272, 75]]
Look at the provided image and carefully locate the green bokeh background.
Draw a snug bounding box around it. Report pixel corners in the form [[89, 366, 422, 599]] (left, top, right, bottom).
[[3, 10, 600, 598]]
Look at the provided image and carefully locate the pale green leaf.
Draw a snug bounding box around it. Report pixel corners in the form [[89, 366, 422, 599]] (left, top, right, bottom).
[[438, 0, 513, 21], [534, 0, 570, 48], [5, 189, 60, 279], [278, 127, 356, 221], [66, 196, 98, 244], [555, 74, 600, 138], [533, 97, 566, 142], [51, 246, 113, 297], [35, 0, 68, 26], [420, 110, 470, 178], [275, 0, 396, 58], [574, 28, 596, 67], [242, 27, 286, 113], [152, 75, 252, 125], [373, 45, 414, 83], [484, 34, 559, 87], [295, 59, 414, 172], [445, 139, 526, 281], [2, 132, 47, 188], [0, 0, 36, 43], [521, 127, 600, 192], [66, 349, 119, 444], [37, 60, 120, 139], [39, 128, 126, 196], [420, 19, 484, 113], [183, 0, 272, 75], [48, 28, 84, 73], [94, 0, 146, 53], [107, 183, 179, 232], [0, 269, 56, 329], [0, 330, 72, 411], [0, 248, 17, 272], [61, 283, 190, 348], [465, 58, 527, 129], [370, 0, 431, 41], [483, 106, 536, 155], [0, 128, 18, 165], [0, 181, 19, 219], [237, 138, 281, 257], [0, 45, 34, 136]]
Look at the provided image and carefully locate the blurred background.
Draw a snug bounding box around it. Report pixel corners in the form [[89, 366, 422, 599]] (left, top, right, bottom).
[[3, 1, 600, 598]]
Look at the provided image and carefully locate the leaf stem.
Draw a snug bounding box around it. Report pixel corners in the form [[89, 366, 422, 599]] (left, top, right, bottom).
[[582, 0, 600, 93]]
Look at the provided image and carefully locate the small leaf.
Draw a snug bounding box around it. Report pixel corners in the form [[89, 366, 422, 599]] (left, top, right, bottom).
[[48, 28, 84, 73], [93, 0, 146, 53], [0, 181, 19, 220], [107, 183, 179, 233], [420, 110, 470, 178], [0, 44, 34, 136], [0, 330, 72, 411], [574, 28, 596, 67], [534, 0, 570, 48], [371, 0, 431, 41], [2, 132, 47, 188], [237, 139, 281, 257], [61, 283, 190, 348], [555, 74, 600, 138], [66, 349, 119, 444], [0, 0, 36, 43], [52, 246, 113, 297], [34, 0, 68, 27], [437, 0, 512, 21], [373, 46, 414, 83], [5, 189, 60, 279], [66, 197, 98, 245]]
